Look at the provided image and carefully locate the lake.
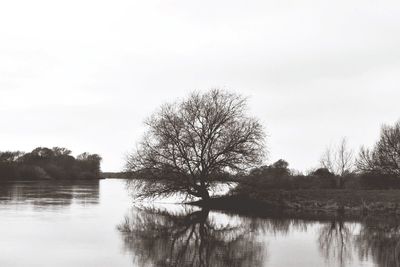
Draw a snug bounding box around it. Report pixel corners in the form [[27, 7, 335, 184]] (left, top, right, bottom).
[[0, 179, 396, 267]]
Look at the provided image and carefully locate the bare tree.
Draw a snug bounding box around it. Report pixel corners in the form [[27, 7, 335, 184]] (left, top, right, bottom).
[[356, 120, 400, 175], [320, 138, 354, 188], [125, 89, 266, 200]]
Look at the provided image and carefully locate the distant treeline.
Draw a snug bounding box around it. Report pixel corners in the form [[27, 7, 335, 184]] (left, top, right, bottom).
[[236, 120, 400, 192], [235, 160, 398, 193], [0, 147, 102, 180]]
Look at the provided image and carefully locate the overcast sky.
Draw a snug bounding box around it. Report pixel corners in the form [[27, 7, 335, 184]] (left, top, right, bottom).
[[1, 0, 400, 172]]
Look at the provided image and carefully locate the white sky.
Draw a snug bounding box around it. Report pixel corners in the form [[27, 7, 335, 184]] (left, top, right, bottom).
[[1, 0, 399, 172]]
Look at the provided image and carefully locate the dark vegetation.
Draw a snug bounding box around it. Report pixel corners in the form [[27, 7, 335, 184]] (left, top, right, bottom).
[[102, 172, 130, 178], [234, 162, 399, 194], [0, 147, 102, 180]]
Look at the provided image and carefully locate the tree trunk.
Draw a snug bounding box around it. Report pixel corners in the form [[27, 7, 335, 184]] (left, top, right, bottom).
[[337, 176, 344, 189], [199, 186, 210, 201]]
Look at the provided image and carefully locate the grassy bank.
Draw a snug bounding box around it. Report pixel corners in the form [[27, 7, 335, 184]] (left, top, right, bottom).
[[191, 189, 400, 217]]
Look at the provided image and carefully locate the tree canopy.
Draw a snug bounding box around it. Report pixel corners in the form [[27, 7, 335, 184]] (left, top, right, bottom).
[[126, 89, 266, 200], [357, 120, 400, 176], [0, 147, 102, 180]]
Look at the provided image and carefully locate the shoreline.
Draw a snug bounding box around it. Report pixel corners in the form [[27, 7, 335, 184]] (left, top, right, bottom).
[[189, 189, 400, 219]]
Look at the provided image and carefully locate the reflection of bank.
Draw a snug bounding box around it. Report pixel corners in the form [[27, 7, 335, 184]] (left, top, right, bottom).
[[118, 205, 266, 267], [317, 216, 400, 267], [0, 180, 100, 209], [355, 217, 400, 267]]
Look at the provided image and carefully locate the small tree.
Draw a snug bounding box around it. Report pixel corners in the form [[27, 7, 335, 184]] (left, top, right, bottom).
[[357, 120, 400, 176], [249, 159, 290, 178], [311, 168, 335, 178], [126, 89, 266, 200], [320, 138, 354, 188], [77, 153, 102, 176]]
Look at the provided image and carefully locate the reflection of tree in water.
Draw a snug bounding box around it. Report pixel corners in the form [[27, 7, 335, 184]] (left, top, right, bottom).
[[355, 218, 400, 267], [121, 204, 400, 267], [118, 206, 267, 267], [318, 219, 354, 267], [318, 217, 400, 267]]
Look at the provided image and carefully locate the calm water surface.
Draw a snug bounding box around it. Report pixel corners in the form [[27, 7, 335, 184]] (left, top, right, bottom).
[[0, 179, 395, 267]]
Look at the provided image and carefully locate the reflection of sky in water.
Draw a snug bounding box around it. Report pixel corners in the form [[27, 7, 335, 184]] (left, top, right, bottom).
[[0, 179, 392, 267]]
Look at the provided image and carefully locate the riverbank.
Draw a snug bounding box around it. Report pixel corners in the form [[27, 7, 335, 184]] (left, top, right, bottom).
[[191, 189, 400, 217]]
